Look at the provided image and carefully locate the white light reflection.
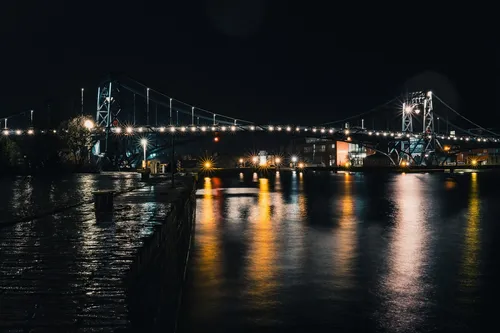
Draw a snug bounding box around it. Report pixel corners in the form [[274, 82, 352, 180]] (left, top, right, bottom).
[[380, 174, 430, 332]]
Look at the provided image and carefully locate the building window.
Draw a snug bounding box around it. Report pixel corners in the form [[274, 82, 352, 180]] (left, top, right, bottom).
[[331, 144, 335, 148], [318, 145, 326, 152]]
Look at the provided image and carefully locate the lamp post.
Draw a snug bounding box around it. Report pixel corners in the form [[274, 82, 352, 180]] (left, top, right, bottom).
[[81, 88, 84, 115], [141, 138, 148, 169], [146, 88, 150, 125], [84, 119, 94, 162]]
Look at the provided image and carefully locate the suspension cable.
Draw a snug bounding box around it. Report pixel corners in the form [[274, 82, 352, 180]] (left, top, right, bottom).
[[321, 96, 400, 126], [121, 75, 254, 124], [433, 94, 499, 136]]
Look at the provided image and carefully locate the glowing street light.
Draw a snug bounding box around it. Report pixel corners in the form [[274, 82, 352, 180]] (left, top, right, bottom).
[[140, 138, 148, 169], [204, 161, 211, 169], [251, 156, 258, 164], [291, 156, 298, 163], [275, 157, 281, 165], [298, 162, 304, 169], [84, 119, 94, 130]]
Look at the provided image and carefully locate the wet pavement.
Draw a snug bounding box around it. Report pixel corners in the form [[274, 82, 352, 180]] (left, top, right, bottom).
[[0, 179, 186, 332]]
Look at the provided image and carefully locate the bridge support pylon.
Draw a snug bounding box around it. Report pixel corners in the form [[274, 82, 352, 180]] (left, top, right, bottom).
[[96, 78, 122, 156], [393, 91, 440, 166]]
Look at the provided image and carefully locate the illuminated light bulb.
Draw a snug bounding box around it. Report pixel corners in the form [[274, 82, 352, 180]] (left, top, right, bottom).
[[368, 132, 373, 135], [329, 129, 333, 134], [2, 130, 9, 136], [181, 127, 186, 132], [221, 126, 226, 131], [286, 126, 291, 132], [201, 126, 207, 132], [250, 126, 255, 131], [211, 126, 216, 131], [312, 128, 317, 132], [296, 127, 300, 131], [115, 127, 122, 133], [191, 127, 196, 132], [321, 128, 325, 133], [269, 126, 274, 131], [160, 127, 165, 132], [126, 127, 133, 134], [27, 129, 34, 135], [138, 127, 143, 132], [15, 130, 21, 135], [231, 126, 236, 131]]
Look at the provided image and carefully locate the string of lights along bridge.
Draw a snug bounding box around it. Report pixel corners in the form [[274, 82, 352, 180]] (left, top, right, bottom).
[[2, 124, 498, 144], [2, 74, 499, 167]]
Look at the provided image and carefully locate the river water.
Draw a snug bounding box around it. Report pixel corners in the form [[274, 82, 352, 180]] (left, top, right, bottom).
[[180, 171, 500, 333]]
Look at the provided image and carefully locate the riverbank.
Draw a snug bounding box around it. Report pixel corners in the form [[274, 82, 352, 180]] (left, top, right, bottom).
[[0, 175, 196, 332], [198, 165, 500, 177]]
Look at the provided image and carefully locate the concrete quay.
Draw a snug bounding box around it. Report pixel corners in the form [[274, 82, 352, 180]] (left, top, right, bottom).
[[0, 176, 196, 332]]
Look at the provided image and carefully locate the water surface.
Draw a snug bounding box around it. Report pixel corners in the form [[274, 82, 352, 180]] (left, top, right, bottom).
[[180, 171, 500, 332]]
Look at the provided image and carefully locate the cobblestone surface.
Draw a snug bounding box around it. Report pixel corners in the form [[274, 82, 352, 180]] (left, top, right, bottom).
[[0, 180, 189, 332]]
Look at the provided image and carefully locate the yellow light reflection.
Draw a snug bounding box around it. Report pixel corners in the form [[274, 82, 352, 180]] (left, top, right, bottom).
[[381, 174, 429, 332], [333, 173, 356, 285], [247, 178, 277, 307], [197, 176, 221, 291], [461, 172, 480, 289]]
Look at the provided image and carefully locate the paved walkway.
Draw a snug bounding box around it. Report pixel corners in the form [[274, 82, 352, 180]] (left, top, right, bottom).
[[0, 180, 185, 332]]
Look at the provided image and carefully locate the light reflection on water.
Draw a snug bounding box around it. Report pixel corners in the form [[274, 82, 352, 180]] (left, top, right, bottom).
[[461, 173, 480, 291], [379, 174, 430, 332], [181, 172, 500, 332], [0, 172, 141, 222]]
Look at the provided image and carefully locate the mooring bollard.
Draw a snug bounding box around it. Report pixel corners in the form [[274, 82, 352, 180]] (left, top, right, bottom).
[[139, 169, 150, 181], [93, 190, 115, 213]]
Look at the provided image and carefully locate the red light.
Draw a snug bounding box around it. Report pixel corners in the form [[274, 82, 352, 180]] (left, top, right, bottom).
[[214, 137, 219, 142]]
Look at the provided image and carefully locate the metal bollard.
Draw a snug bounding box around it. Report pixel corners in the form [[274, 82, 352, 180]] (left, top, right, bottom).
[[93, 190, 115, 213]]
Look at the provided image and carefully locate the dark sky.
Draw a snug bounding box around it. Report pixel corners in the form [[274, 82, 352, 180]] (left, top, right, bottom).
[[1, 1, 498, 128]]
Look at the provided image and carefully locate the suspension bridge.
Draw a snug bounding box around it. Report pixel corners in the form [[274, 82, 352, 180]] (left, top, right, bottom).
[[1, 74, 498, 168]]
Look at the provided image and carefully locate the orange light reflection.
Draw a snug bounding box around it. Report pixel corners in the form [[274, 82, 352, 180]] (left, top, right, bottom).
[[333, 173, 356, 285], [461, 173, 480, 290], [247, 178, 277, 308]]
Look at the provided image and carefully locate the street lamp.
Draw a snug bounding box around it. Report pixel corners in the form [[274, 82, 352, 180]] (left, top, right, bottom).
[[275, 157, 281, 165], [84, 119, 94, 130], [141, 138, 148, 169], [81, 88, 84, 115]]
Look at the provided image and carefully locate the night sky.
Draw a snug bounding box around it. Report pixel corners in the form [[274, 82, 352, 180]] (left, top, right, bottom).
[[1, 1, 497, 127]]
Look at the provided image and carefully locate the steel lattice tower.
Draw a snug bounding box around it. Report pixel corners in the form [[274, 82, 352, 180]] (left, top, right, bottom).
[[96, 80, 121, 153]]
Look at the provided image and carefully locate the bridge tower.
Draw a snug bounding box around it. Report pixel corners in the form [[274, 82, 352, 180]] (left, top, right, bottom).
[[96, 79, 121, 154], [398, 91, 438, 165]]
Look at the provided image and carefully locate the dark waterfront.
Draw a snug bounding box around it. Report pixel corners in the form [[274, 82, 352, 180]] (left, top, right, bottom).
[[0, 172, 141, 223], [180, 171, 500, 332]]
